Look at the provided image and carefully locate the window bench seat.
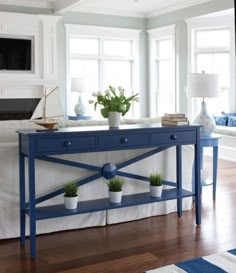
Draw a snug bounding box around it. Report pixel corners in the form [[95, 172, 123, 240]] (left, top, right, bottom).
[[214, 126, 236, 162], [215, 125, 236, 137]]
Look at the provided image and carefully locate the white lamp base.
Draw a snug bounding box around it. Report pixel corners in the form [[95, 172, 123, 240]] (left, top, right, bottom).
[[74, 95, 86, 116], [193, 100, 216, 137]]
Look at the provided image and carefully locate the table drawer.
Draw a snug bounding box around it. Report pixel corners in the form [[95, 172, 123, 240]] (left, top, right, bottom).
[[98, 133, 149, 148], [151, 131, 195, 145], [35, 136, 96, 153]]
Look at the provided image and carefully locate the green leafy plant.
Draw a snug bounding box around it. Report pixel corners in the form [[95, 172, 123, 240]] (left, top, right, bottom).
[[89, 85, 139, 118], [106, 177, 124, 192], [149, 173, 163, 187], [64, 182, 78, 197]]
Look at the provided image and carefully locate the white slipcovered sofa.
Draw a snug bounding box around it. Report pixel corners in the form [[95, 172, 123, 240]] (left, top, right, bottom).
[[0, 118, 194, 239]]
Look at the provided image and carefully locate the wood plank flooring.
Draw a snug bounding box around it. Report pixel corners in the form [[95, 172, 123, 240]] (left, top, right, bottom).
[[0, 158, 235, 273]]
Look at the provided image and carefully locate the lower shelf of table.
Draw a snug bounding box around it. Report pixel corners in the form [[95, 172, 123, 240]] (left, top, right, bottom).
[[25, 189, 193, 220]]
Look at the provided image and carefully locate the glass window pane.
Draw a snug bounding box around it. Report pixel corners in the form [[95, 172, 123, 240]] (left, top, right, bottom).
[[70, 38, 99, 55], [213, 53, 229, 87], [70, 60, 99, 90], [196, 53, 229, 87], [157, 39, 172, 58], [196, 29, 230, 48], [104, 40, 132, 57], [196, 53, 213, 73], [157, 59, 175, 115], [69, 60, 99, 116], [104, 61, 132, 92], [158, 60, 174, 91]]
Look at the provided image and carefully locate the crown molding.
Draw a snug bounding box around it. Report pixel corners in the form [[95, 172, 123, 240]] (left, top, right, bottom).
[[0, 0, 55, 9], [74, 0, 214, 19], [148, 0, 213, 18], [73, 7, 146, 18]]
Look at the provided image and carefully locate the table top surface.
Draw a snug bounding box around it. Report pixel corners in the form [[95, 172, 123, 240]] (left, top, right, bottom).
[[17, 123, 201, 136]]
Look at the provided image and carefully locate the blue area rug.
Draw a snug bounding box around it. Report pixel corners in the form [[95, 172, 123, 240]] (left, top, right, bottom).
[[145, 249, 236, 273]]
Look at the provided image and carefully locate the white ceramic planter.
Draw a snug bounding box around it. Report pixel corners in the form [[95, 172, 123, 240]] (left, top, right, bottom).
[[150, 185, 163, 197], [108, 112, 121, 128], [64, 195, 78, 209], [109, 191, 122, 203]]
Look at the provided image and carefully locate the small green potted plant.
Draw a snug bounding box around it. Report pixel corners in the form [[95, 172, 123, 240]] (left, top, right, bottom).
[[106, 177, 125, 203], [149, 173, 163, 197], [63, 182, 78, 209]]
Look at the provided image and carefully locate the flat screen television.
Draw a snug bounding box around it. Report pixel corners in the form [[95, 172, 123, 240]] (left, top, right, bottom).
[[0, 37, 32, 71]]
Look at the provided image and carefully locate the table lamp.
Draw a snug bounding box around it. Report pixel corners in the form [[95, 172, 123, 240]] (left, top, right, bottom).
[[187, 72, 219, 136], [71, 77, 87, 116]]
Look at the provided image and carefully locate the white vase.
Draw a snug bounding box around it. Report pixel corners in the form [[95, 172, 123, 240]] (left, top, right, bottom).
[[109, 191, 122, 203], [108, 112, 121, 128], [150, 185, 163, 197], [193, 101, 216, 137], [64, 195, 78, 209]]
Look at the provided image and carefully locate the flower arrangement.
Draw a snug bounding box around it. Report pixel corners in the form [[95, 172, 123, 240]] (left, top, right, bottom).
[[89, 85, 139, 118]]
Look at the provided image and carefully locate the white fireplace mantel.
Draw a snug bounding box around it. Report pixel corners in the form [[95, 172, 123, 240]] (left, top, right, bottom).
[[0, 12, 61, 99]]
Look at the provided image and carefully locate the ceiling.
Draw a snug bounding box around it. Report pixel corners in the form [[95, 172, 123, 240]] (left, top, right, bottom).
[[0, 0, 214, 18]]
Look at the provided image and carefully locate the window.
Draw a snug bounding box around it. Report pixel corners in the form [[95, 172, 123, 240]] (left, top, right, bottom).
[[187, 12, 235, 120], [148, 25, 176, 117], [65, 25, 140, 118]]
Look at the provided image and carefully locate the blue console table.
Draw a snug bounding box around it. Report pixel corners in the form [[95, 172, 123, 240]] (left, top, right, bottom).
[[200, 135, 220, 199], [17, 124, 201, 258]]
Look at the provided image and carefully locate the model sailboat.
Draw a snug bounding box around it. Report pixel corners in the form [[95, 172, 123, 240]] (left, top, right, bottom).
[[31, 86, 64, 129]]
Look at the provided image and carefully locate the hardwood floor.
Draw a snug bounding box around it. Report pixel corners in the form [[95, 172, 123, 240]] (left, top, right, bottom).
[[0, 158, 236, 273]]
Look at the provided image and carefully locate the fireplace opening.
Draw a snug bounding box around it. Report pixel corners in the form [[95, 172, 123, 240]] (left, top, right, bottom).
[[0, 99, 40, 120]]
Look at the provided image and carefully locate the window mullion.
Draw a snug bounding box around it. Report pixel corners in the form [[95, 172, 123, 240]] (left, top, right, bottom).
[[99, 38, 105, 91]]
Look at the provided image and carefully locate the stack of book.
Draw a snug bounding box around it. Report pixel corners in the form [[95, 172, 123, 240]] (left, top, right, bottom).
[[161, 113, 189, 126]]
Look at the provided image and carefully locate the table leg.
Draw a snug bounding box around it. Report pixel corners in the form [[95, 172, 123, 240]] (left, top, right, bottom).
[[29, 157, 36, 258], [195, 140, 201, 226], [213, 145, 218, 200], [176, 145, 182, 217], [19, 152, 25, 247]]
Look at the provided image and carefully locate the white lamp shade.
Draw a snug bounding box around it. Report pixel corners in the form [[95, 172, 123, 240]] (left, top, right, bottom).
[[71, 78, 87, 93], [187, 73, 219, 98]]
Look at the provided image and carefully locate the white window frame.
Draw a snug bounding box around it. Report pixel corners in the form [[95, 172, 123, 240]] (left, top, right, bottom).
[[186, 13, 235, 120], [148, 25, 176, 117], [65, 24, 140, 117]]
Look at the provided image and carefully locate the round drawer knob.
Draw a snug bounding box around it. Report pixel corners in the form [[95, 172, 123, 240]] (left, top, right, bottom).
[[64, 141, 72, 147], [170, 135, 177, 140], [120, 138, 128, 144]]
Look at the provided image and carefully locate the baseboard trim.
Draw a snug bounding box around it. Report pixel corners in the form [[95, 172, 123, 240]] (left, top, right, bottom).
[[218, 145, 236, 162], [204, 145, 236, 162]]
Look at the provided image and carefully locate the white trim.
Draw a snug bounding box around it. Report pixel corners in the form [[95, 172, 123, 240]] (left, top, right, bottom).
[[0, 0, 55, 9], [65, 24, 140, 116], [148, 25, 176, 117], [65, 24, 140, 40], [186, 13, 235, 120], [69, 6, 147, 18], [71, 0, 213, 19], [148, 0, 213, 18]]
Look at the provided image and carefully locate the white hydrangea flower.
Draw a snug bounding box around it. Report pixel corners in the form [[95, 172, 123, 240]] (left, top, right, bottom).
[[92, 92, 97, 97], [88, 100, 94, 104], [97, 91, 102, 96]]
